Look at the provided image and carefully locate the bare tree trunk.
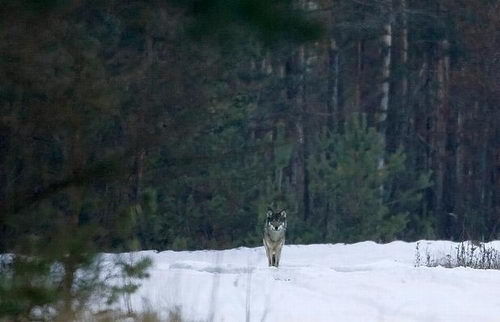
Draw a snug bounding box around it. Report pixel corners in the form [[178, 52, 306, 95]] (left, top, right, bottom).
[[480, 103, 492, 239], [400, 0, 409, 138], [400, 0, 409, 97], [133, 148, 145, 201], [327, 36, 339, 131], [131, 34, 154, 207], [455, 106, 464, 216], [378, 6, 393, 152], [60, 129, 84, 320], [354, 40, 363, 112], [292, 0, 315, 221], [376, 1, 393, 199], [434, 39, 450, 221], [493, 119, 500, 237], [287, 42, 310, 221]]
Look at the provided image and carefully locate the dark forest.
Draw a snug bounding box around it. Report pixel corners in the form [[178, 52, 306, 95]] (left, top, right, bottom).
[[1, 0, 499, 260]]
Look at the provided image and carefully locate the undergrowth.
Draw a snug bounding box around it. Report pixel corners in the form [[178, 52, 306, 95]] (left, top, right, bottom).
[[415, 241, 500, 269], [83, 306, 184, 322]]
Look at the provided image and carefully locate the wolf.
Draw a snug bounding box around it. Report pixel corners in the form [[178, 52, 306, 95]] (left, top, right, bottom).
[[263, 208, 287, 267]]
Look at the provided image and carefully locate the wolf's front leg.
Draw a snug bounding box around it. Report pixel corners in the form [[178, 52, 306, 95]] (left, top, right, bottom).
[[275, 239, 285, 267], [263, 239, 272, 266]]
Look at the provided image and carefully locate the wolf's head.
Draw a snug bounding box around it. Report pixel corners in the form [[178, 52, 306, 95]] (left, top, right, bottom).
[[266, 208, 287, 232]]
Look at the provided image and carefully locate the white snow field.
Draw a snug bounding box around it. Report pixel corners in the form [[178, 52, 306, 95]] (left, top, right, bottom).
[[119, 241, 500, 322]]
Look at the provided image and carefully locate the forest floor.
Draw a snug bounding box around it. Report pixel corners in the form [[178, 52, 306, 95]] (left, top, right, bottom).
[[113, 241, 500, 321]]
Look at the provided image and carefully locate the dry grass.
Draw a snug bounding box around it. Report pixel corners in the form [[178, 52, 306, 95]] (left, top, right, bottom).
[[84, 310, 161, 322], [415, 241, 500, 269]]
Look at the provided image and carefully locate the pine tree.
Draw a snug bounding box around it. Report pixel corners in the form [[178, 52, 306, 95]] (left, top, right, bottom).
[[309, 114, 431, 242]]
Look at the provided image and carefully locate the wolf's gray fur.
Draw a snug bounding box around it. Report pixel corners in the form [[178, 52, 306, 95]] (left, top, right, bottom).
[[263, 208, 287, 267]]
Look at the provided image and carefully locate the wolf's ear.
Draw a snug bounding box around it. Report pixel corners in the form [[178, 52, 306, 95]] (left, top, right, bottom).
[[280, 210, 287, 218], [266, 210, 273, 218]]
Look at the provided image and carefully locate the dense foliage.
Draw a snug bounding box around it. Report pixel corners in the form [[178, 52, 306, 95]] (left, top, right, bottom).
[[0, 0, 498, 257], [1, 0, 498, 318]]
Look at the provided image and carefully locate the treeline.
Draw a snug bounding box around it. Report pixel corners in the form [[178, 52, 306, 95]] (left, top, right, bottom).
[[1, 0, 499, 256]]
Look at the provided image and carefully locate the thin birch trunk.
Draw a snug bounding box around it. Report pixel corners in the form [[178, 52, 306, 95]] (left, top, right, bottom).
[[379, 11, 393, 142], [378, 2, 393, 184]]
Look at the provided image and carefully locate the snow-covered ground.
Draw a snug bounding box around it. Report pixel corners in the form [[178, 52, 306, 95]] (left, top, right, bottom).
[[120, 241, 500, 322]]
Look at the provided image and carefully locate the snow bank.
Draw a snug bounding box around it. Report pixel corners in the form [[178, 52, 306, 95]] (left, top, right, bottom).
[[120, 241, 500, 321]]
